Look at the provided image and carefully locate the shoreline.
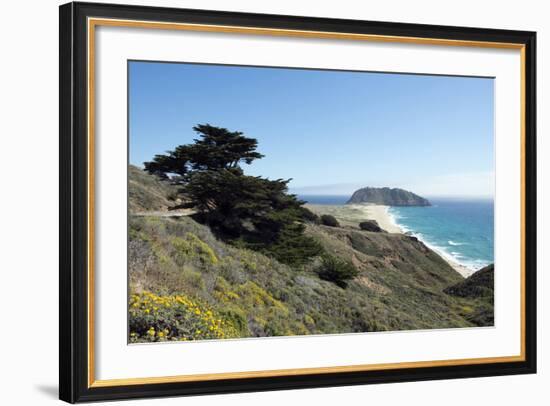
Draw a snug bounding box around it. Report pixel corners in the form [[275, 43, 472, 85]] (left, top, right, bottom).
[[371, 205, 474, 278], [346, 204, 403, 234], [307, 203, 475, 278]]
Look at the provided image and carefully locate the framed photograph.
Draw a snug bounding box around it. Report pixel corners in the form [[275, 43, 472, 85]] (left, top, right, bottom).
[[59, 2, 537, 403]]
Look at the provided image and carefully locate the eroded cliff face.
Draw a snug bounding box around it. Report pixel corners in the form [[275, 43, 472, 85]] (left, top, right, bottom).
[[347, 187, 431, 206]]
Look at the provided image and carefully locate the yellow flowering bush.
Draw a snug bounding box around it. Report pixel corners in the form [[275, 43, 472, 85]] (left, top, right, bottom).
[[129, 291, 239, 343], [171, 233, 218, 265]]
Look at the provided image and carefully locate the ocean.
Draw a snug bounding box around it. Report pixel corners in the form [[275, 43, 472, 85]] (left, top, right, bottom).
[[388, 199, 494, 272], [299, 195, 494, 272]]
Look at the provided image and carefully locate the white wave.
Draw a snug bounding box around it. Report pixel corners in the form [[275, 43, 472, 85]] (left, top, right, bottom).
[[386, 209, 406, 232], [387, 208, 490, 272], [406, 232, 488, 273], [448, 240, 465, 246]]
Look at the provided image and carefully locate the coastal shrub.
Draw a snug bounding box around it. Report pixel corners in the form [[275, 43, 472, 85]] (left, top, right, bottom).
[[316, 255, 359, 288], [179, 269, 205, 291], [219, 308, 250, 336], [129, 291, 240, 342], [320, 214, 340, 227], [171, 232, 218, 265], [257, 223, 324, 268], [299, 206, 320, 224], [359, 220, 383, 232]]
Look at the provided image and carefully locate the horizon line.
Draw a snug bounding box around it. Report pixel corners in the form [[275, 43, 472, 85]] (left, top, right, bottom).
[[292, 193, 495, 200]]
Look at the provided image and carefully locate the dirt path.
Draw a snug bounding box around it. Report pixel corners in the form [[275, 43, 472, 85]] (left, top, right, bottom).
[[131, 209, 195, 217]]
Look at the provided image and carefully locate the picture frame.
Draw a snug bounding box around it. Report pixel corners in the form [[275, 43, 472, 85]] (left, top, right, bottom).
[[59, 1, 537, 403]]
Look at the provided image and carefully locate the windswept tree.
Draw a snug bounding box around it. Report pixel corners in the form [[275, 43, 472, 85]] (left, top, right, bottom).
[[144, 124, 322, 266], [144, 124, 264, 178]]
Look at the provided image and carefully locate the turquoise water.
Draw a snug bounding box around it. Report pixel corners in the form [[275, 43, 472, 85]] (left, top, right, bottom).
[[388, 199, 494, 271]]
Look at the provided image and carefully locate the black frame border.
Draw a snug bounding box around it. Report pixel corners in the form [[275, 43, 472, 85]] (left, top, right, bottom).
[[59, 2, 537, 403]]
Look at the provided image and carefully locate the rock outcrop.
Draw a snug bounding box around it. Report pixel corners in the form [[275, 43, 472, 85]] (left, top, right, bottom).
[[347, 187, 431, 206], [359, 220, 383, 232]]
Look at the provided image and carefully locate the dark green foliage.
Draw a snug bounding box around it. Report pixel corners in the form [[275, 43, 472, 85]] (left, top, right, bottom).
[[182, 167, 322, 266], [316, 255, 359, 288], [320, 214, 340, 227], [359, 220, 383, 232], [143, 124, 321, 266], [144, 124, 264, 178], [444, 264, 494, 298], [299, 206, 320, 224], [254, 223, 324, 267], [444, 264, 494, 327], [220, 309, 250, 336]]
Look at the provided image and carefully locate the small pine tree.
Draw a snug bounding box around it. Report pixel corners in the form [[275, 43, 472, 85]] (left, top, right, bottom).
[[316, 255, 359, 288]]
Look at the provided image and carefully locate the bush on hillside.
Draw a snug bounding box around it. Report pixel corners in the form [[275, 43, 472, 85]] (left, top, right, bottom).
[[129, 291, 240, 342], [299, 206, 320, 224], [316, 255, 359, 288], [359, 220, 383, 232], [320, 214, 340, 227]]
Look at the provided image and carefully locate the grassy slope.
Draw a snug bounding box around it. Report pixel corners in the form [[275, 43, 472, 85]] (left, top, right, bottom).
[[444, 264, 494, 298], [128, 167, 494, 342], [444, 264, 494, 326], [128, 165, 177, 212]]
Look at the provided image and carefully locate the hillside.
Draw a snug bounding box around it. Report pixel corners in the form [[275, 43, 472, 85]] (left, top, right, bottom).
[[347, 187, 431, 206], [444, 264, 494, 298], [444, 264, 494, 326], [128, 169, 493, 342], [129, 165, 177, 212]]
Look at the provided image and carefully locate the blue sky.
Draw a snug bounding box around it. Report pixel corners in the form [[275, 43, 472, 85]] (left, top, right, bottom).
[[129, 61, 494, 198]]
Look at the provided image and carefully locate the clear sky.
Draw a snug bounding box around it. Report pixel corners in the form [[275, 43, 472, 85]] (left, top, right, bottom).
[[129, 61, 494, 198]]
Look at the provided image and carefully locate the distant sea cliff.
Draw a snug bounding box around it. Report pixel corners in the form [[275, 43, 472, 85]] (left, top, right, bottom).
[[347, 187, 431, 206]]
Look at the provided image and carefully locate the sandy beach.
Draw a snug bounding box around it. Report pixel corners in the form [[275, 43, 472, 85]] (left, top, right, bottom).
[[440, 257, 474, 278], [305, 203, 402, 233], [305, 203, 473, 277], [347, 204, 403, 234]]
